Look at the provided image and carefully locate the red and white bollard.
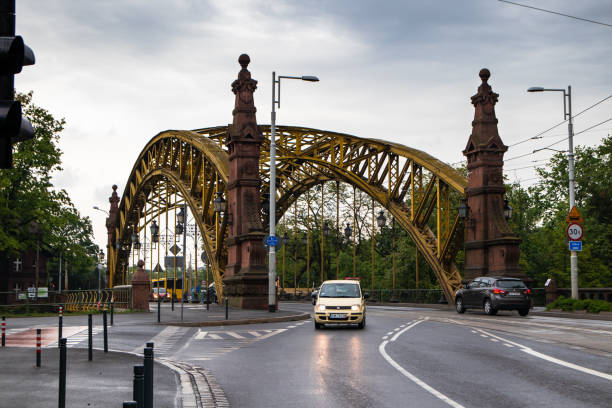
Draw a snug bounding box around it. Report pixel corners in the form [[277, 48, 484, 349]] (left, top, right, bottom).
[[97, 301, 101, 311], [1, 316, 5, 347], [36, 328, 41, 367], [59, 306, 63, 317]]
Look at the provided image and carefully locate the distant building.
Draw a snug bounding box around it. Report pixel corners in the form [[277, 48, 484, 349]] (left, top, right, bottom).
[[6, 250, 49, 302]]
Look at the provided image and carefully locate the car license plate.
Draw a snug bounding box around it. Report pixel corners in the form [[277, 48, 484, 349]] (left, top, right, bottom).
[[509, 292, 521, 296], [329, 313, 347, 319]]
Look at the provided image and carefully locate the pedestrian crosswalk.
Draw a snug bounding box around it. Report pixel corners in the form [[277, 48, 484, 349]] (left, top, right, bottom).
[[193, 328, 287, 341], [46, 326, 104, 348]]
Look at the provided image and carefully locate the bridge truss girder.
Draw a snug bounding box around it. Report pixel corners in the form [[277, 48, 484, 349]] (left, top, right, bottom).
[[113, 125, 467, 303]]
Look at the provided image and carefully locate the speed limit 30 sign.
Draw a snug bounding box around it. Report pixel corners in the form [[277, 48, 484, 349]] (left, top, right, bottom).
[[566, 223, 583, 241]]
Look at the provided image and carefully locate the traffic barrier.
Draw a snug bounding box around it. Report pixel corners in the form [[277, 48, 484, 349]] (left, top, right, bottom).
[[133, 365, 145, 408], [36, 328, 41, 367], [103, 310, 108, 353], [59, 338, 67, 408], [58, 306, 63, 348], [144, 346, 154, 408], [88, 313, 93, 361], [1, 315, 5, 347]]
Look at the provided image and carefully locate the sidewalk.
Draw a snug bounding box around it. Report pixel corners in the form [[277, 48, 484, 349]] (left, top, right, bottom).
[[0, 347, 178, 408], [152, 301, 310, 327]]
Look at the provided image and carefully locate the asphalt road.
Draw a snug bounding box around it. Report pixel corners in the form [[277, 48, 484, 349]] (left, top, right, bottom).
[[3, 302, 612, 407]]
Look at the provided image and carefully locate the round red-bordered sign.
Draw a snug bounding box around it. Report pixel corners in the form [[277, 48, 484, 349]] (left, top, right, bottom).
[[566, 223, 583, 241]]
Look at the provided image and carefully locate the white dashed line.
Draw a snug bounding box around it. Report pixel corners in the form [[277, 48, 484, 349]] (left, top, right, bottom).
[[379, 319, 465, 408]]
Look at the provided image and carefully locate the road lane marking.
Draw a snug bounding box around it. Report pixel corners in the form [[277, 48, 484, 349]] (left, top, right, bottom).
[[386, 331, 394, 335], [226, 331, 246, 339], [503, 344, 514, 348], [379, 339, 465, 408], [476, 328, 612, 382], [382, 336, 388, 340], [490, 338, 499, 342], [248, 331, 261, 337], [391, 320, 424, 342]]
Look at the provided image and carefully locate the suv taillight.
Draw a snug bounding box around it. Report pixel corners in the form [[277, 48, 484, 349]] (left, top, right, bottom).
[[492, 288, 507, 295], [523, 289, 531, 295]]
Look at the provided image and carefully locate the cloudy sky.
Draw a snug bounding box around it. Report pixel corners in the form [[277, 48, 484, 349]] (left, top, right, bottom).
[[15, 0, 612, 251]]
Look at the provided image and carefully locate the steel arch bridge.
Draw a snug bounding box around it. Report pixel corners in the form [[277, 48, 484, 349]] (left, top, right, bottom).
[[110, 125, 467, 302]]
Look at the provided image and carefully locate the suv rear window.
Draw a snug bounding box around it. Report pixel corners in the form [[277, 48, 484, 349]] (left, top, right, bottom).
[[496, 280, 527, 289]]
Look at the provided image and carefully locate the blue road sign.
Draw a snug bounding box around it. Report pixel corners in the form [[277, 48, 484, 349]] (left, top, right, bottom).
[[569, 241, 582, 251], [267, 235, 278, 247]]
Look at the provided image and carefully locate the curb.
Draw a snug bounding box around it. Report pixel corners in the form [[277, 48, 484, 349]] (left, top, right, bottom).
[[530, 311, 612, 321], [162, 312, 311, 327], [94, 347, 228, 407]]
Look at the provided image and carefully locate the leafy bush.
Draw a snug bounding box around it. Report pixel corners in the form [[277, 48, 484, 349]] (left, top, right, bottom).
[[546, 296, 612, 313]]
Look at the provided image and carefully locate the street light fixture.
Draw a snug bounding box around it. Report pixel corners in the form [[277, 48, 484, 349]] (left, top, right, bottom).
[[269, 71, 319, 312], [457, 199, 469, 219], [93, 206, 109, 215], [213, 192, 226, 214], [528, 85, 578, 299], [150, 220, 159, 243], [503, 200, 513, 220], [344, 223, 352, 241], [376, 211, 386, 229]]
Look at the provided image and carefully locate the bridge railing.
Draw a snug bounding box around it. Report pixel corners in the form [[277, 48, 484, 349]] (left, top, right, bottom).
[[0, 287, 132, 314]]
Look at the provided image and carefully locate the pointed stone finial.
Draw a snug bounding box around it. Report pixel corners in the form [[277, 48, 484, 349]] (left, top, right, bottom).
[[463, 68, 506, 156], [228, 54, 261, 145]]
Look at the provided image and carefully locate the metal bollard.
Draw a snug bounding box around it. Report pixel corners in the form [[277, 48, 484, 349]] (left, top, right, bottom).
[[59, 338, 67, 408], [123, 402, 138, 408], [58, 306, 63, 348], [133, 365, 145, 408], [225, 296, 229, 320], [110, 300, 114, 326], [1, 316, 5, 347], [103, 310, 108, 353], [88, 313, 93, 361], [36, 328, 41, 367], [157, 295, 161, 323], [144, 347, 154, 408]]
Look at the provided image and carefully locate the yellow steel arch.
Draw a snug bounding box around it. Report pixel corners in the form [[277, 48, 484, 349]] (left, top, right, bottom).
[[193, 125, 468, 302], [114, 125, 466, 303], [110, 130, 229, 299]]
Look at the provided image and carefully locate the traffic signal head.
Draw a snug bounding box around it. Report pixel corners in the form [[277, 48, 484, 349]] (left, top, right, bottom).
[[0, 35, 35, 74]]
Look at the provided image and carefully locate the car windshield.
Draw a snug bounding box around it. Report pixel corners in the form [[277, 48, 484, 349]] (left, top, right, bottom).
[[496, 280, 527, 289], [318, 283, 360, 298]]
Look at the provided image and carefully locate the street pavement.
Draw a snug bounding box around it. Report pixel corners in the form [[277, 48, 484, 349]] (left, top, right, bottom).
[[0, 301, 610, 407]]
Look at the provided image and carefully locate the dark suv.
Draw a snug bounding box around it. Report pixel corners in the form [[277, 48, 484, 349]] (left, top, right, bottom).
[[455, 277, 531, 316]]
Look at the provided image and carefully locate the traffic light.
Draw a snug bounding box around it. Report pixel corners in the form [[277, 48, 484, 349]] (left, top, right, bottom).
[[0, 1, 35, 169]]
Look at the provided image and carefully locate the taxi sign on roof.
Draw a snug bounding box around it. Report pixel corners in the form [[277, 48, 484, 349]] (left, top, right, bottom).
[[566, 206, 583, 224]]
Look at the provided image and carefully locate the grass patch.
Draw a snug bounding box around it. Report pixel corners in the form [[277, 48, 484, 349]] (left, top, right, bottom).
[[546, 296, 612, 313]]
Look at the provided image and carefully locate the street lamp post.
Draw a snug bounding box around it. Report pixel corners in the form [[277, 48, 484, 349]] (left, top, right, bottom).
[[177, 204, 188, 321], [98, 249, 105, 303], [528, 85, 578, 299], [269, 71, 319, 312]]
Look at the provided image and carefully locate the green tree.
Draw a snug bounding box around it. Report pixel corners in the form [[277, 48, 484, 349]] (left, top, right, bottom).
[[0, 92, 99, 298]]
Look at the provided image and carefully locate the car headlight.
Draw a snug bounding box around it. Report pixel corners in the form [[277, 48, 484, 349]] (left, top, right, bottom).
[[316, 304, 326, 312], [351, 304, 360, 312]]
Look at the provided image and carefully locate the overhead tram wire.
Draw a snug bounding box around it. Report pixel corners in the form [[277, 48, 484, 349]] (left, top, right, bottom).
[[498, 0, 612, 28], [534, 117, 612, 152], [508, 93, 612, 148]]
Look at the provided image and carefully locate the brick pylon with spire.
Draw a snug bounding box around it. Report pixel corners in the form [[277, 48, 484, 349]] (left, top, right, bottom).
[[462, 69, 524, 281], [223, 54, 269, 309]]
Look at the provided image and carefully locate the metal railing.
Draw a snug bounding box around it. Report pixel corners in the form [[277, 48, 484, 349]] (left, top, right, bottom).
[[0, 287, 131, 314]]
